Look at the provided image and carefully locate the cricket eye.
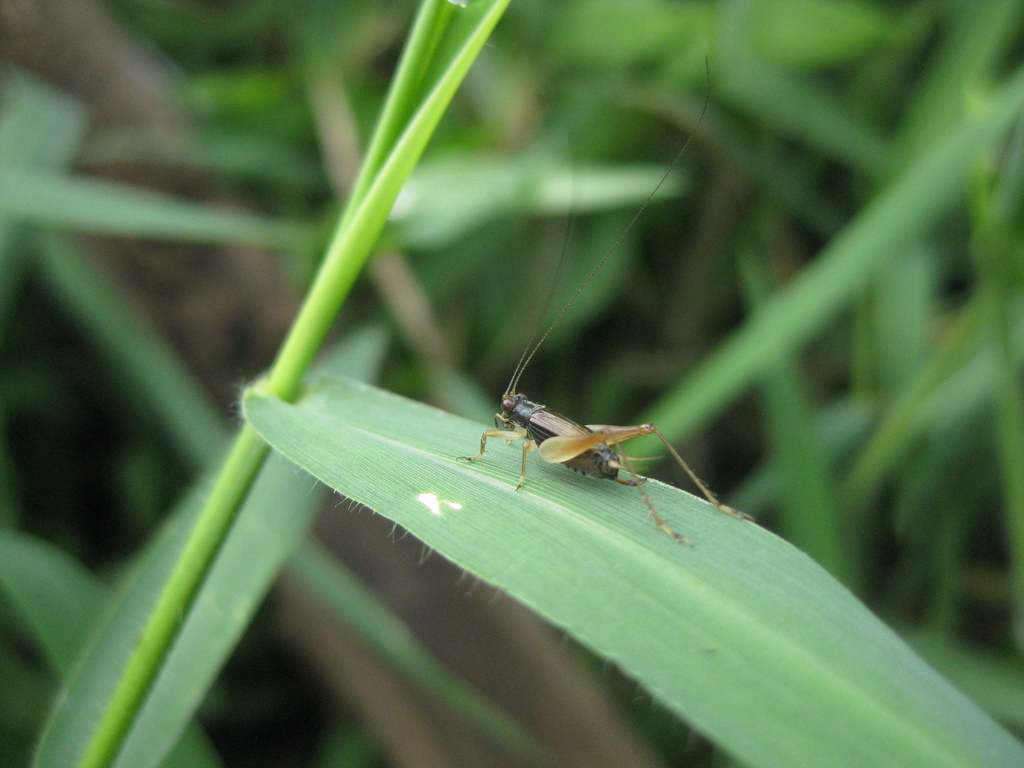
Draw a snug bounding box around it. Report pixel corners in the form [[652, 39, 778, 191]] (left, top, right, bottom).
[[501, 396, 515, 412]]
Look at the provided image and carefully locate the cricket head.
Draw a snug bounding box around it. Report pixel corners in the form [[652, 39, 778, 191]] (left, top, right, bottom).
[[494, 392, 518, 429], [497, 392, 540, 430]]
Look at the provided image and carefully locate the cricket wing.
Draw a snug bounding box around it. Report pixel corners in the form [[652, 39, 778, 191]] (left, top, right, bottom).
[[584, 424, 652, 447], [527, 409, 591, 442], [537, 432, 610, 463]]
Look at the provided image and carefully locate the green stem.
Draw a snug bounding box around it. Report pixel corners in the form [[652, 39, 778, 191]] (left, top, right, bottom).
[[73, 0, 512, 765], [343, 0, 454, 221], [990, 288, 1024, 648], [78, 426, 268, 768]]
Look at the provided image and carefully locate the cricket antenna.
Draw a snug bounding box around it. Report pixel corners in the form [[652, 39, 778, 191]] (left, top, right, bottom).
[[505, 168, 580, 395], [506, 69, 711, 396]]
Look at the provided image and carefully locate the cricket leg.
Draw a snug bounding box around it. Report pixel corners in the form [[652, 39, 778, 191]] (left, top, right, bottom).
[[458, 425, 539, 493], [610, 446, 690, 545], [515, 439, 538, 491], [536, 431, 689, 542], [459, 423, 528, 463], [642, 426, 751, 520], [592, 423, 751, 521]]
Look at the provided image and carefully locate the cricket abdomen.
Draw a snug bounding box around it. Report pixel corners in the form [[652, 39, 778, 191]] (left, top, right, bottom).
[[563, 444, 620, 480]]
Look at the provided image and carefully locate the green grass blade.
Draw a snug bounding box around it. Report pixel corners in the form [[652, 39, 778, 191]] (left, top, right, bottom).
[[843, 300, 1024, 512], [393, 155, 684, 247], [738, 254, 849, 584], [0, 531, 106, 674], [0, 72, 86, 171], [716, 0, 890, 177], [0, 532, 224, 768], [0, 72, 87, 321], [644, 64, 1024, 446], [34, 232, 227, 467], [908, 630, 1024, 728], [266, 0, 513, 399], [244, 377, 1024, 768], [340, 0, 455, 220], [31, 453, 321, 768], [288, 543, 538, 755], [49, 4, 512, 766], [0, 167, 309, 249], [898, 0, 1022, 157]]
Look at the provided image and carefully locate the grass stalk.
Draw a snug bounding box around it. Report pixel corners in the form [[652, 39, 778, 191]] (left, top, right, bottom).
[[68, 1, 511, 765]]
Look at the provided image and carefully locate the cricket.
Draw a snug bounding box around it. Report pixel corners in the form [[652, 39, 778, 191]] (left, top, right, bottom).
[[459, 101, 750, 542]]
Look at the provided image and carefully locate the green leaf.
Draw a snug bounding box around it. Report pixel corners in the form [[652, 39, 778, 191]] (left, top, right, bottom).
[[47, 3, 514, 766], [716, 0, 891, 176], [0, 71, 87, 321], [31, 454, 322, 768], [907, 630, 1024, 728], [553, 0, 711, 69], [244, 376, 1024, 768], [0, 531, 106, 675], [646, 62, 1024, 445], [393, 155, 684, 248], [0, 167, 308, 249], [0, 72, 86, 170], [0, 532, 225, 768], [288, 543, 538, 754], [753, 0, 895, 69], [35, 232, 227, 467]]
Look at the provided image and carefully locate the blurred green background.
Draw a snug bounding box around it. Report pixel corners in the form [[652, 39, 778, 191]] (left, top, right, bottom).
[[2, 0, 1023, 766]]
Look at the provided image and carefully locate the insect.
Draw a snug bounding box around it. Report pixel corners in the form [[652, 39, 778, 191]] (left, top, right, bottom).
[[459, 107, 749, 542]]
